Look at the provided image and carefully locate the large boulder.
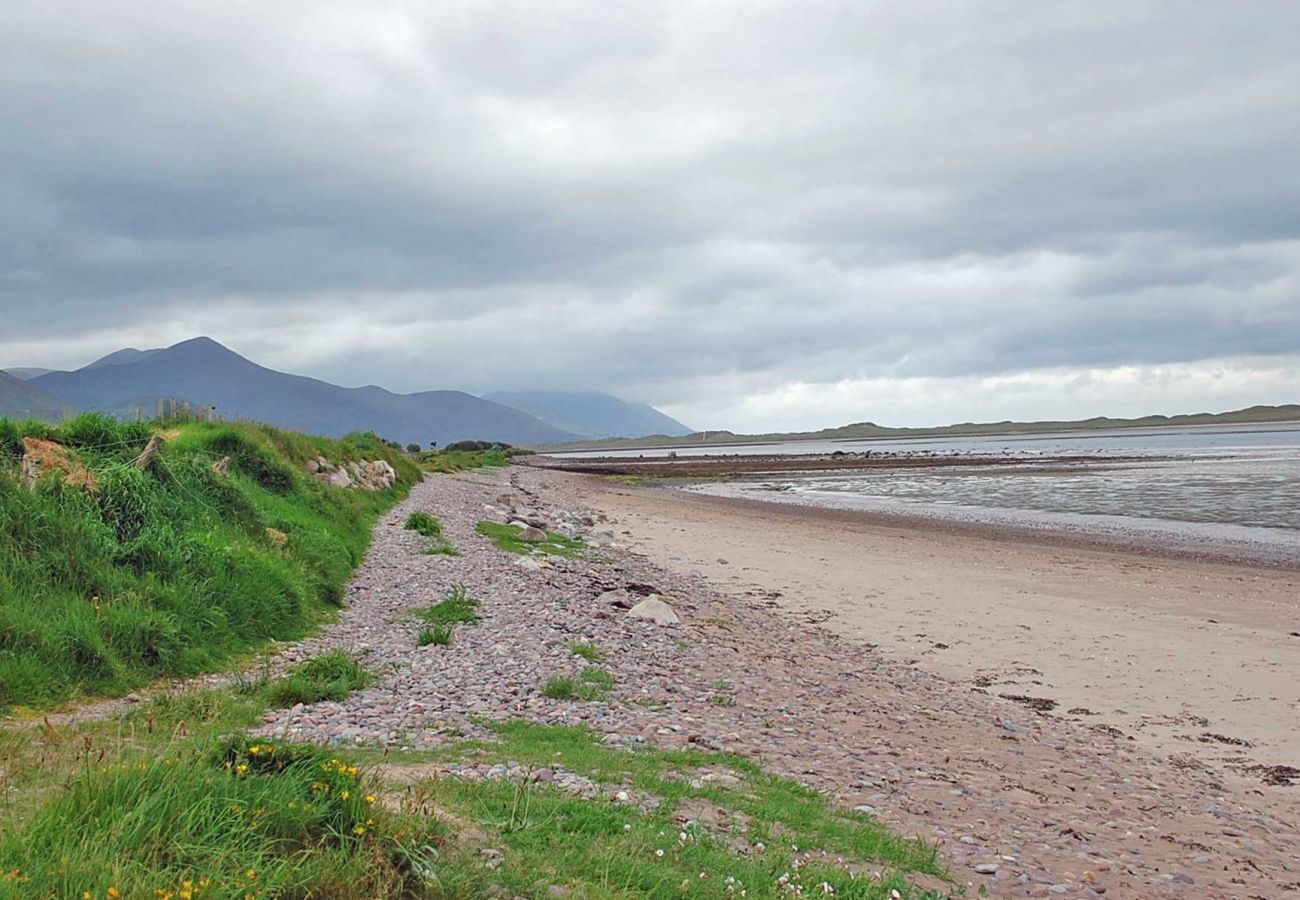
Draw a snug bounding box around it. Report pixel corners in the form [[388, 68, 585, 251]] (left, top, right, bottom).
[[626, 595, 679, 625]]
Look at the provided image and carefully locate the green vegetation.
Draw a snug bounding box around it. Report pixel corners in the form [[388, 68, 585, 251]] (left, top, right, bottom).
[[405, 510, 458, 555], [0, 707, 946, 899], [404, 510, 442, 537], [420, 448, 513, 474], [567, 641, 605, 663], [541, 676, 577, 700], [264, 650, 372, 708], [379, 721, 947, 897], [414, 585, 480, 627], [476, 520, 586, 559], [542, 667, 615, 702], [0, 413, 419, 711], [0, 692, 440, 899], [418, 623, 453, 647]]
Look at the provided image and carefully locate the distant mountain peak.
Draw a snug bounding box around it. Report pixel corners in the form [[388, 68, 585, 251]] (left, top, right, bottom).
[[484, 389, 691, 440], [27, 338, 576, 446]]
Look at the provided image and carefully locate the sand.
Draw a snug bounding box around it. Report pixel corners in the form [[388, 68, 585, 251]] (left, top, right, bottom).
[[585, 481, 1300, 770]]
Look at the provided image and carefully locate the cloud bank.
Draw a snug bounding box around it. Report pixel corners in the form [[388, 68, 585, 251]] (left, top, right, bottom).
[[2, 1, 1297, 429]]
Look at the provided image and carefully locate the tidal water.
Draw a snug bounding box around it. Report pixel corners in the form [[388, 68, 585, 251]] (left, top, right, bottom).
[[670, 422, 1300, 565]]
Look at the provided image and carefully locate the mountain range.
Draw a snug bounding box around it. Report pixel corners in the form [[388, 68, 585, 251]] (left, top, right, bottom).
[[4, 338, 685, 446], [0, 370, 66, 421], [484, 391, 691, 439]]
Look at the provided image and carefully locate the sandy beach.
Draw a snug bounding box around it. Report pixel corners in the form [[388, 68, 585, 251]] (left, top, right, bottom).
[[584, 479, 1300, 771]]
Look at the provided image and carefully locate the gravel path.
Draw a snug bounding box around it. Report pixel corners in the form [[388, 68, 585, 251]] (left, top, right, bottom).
[[255, 467, 1300, 898]]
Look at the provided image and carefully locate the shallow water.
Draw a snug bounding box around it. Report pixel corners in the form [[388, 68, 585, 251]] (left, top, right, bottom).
[[675, 422, 1300, 565]]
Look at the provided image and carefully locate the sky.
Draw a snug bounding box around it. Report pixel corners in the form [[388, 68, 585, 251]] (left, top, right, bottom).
[[2, 1, 1298, 432]]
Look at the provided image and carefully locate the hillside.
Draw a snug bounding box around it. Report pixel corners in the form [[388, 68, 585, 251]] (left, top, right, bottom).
[[31, 337, 575, 446], [544, 403, 1300, 451], [0, 413, 420, 708], [0, 369, 66, 421], [485, 389, 691, 439], [3, 367, 58, 380]]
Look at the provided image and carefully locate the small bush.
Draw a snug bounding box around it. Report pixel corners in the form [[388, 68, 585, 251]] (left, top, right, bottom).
[[418, 623, 453, 647], [265, 650, 371, 707]]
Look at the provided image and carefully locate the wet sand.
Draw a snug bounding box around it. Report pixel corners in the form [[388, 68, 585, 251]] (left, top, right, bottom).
[[585, 480, 1300, 771]]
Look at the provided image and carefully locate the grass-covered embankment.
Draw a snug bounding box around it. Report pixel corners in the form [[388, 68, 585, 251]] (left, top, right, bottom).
[[0, 413, 419, 710], [0, 685, 948, 898]]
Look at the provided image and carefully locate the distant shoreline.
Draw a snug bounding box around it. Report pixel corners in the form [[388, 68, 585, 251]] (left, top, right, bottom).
[[538, 405, 1300, 454]]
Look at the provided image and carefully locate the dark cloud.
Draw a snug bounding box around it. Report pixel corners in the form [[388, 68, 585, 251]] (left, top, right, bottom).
[[1, 1, 1297, 429]]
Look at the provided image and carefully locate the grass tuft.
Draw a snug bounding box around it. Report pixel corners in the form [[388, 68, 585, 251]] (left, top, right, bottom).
[[414, 585, 480, 627], [475, 521, 585, 558], [403, 511, 442, 537], [541, 676, 577, 700], [418, 623, 454, 647], [264, 650, 372, 707], [567, 641, 604, 662]]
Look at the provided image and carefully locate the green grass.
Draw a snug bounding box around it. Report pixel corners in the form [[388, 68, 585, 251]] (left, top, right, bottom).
[[567, 641, 605, 663], [0, 694, 946, 899], [263, 650, 372, 707], [414, 585, 480, 627], [372, 721, 949, 898], [0, 729, 439, 898], [0, 413, 419, 711], [404, 510, 459, 555], [476, 520, 586, 559], [418, 624, 453, 647], [404, 510, 442, 537], [542, 676, 578, 700], [421, 448, 512, 473]]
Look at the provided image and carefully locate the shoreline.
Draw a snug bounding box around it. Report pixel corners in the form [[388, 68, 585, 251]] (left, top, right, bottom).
[[677, 480, 1300, 572], [583, 477, 1300, 770]]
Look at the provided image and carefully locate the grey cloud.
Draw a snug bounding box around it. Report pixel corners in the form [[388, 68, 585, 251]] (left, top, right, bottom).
[[1, 1, 1298, 428]]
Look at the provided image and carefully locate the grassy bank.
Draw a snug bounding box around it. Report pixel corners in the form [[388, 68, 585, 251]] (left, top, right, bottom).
[[0, 679, 948, 898], [0, 413, 419, 711]]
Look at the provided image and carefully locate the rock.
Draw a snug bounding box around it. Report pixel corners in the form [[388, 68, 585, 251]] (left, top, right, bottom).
[[973, 863, 1000, 874], [596, 589, 635, 609], [513, 556, 545, 572], [516, 526, 548, 542], [326, 468, 353, 489], [627, 596, 680, 625], [306, 459, 321, 473]]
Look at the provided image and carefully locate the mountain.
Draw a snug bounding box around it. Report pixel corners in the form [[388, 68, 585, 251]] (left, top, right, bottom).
[[84, 348, 163, 369], [0, 370, 66, 421], [30, 337, 575, 446], [485, 390, 691, 440], [4, 367, 58, 380]]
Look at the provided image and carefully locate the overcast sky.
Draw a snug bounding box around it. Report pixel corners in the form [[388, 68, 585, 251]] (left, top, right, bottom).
[[2, 1, 1297, 431]]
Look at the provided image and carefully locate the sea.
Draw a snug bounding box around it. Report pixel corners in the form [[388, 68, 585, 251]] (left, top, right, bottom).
[[552, 422, 1300, 565]]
